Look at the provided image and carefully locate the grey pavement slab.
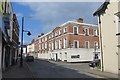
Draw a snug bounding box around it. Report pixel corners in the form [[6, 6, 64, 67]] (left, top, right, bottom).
[[2, 61, 33, 78]]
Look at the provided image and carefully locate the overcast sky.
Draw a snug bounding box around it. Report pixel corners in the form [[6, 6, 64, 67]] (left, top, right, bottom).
[[12, 2, 103, 45]]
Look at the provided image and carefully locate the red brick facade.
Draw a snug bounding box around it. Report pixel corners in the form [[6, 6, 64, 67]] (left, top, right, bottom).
[[34, 18, 99, 54]]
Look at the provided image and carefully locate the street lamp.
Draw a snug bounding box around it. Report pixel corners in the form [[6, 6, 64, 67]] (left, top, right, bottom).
[[20, 17, 31, 67]]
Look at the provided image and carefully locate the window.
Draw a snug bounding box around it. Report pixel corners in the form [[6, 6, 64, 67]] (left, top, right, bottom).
[[59, 40, 62, 49], [55, 31, 58, 36], [52, 32, 54, 38], [45, 42, 47, 48], [55, 40, 58, 49], [64, 38, 67, 48], [74, 26, 78, 35], [94, 42, 98, 49], [49, 43, 51, 50], [59, 30, 62, 35], [39, 44, 41, 50], [64, 27, 67, 33], [42, 43, 44, 49], [52, 41, 54, 50], [94, 29, 97, 36], [85, 41, 89, 48], [45, 37, 47, 41], [84, 28, 89, 36], [74, 41, 79, 48]]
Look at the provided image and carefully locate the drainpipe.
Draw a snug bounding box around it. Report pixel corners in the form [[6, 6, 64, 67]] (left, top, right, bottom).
[[98, 14, 104, 72]]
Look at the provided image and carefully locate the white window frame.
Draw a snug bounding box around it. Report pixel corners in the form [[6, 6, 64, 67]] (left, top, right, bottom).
[[94, 41, 98, 49], [49, 42, 51, 50], [52, 32, 54, 38], [85, 41, 90, 48], [64, 38, 67, 48], [59, 29, 62, 35], [45, 42, 47, 49], [55, 40, 58, 49], [64, 27, 67, 33], [84, 28, 89, 36], [94, 29, 98, 36], [59, 39, 62, 49], [73, 26, 78, 34], [52, 41, 54, 50], [39, 44, 41, 50], [74, 40, 79, 48]]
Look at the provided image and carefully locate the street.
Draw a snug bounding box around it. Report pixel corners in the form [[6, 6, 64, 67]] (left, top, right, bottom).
[[26, 59, 104, 78]]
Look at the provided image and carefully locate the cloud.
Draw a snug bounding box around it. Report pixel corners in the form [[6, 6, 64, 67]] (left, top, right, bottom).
[[17, 2, 102, 34]]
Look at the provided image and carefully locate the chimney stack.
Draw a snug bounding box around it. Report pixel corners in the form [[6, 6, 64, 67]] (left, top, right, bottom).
[[41, 33, 44, 36], [77, 18, 83, 23]]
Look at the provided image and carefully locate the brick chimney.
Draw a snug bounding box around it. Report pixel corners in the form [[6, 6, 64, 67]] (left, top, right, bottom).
[[77, 18, 83, 23], [41, 33, 44, 36]]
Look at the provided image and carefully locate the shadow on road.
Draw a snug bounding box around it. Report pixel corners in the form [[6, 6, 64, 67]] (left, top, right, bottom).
[[26, 59, 106, 79]]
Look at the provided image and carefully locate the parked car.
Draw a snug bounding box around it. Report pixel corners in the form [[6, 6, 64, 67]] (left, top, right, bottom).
[[89, 59, 100, 67], [26, 56, 34, 62]]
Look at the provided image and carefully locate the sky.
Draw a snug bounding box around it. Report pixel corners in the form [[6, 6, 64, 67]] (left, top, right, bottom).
[[11, 2, 103, 45]]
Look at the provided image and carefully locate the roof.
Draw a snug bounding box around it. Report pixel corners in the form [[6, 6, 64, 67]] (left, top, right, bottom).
[[114, 11, 120, 16], [37, 20, 98, 40], [93, 0, 110, 16]]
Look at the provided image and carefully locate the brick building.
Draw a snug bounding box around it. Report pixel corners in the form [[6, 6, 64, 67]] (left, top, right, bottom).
[[12, 14, 19, 65], [34, 18, 100, 62]]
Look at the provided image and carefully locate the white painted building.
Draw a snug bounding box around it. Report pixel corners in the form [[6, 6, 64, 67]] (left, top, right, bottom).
[[27, 43, 35, 56], [93, 0, 119, 74], [48, 48, 100, 62]]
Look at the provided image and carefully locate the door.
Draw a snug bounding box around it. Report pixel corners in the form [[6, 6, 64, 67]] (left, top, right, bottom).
[[64, 52, 67, 61], [56, 53, 58, 61]]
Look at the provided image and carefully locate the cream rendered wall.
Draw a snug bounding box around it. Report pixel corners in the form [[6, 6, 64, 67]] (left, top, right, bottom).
[[100, 1, 118, 74], [116, 16, 120, 74], [38, 53, 48, 59], [118, 1, 120, 76]]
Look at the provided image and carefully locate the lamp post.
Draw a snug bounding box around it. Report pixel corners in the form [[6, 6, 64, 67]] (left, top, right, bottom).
[[20, 17, 31, 67]]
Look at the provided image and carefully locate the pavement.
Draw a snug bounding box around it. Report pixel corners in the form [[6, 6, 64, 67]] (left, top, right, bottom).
[[81, 68, 119, 80], [2, 61, 34, 79]]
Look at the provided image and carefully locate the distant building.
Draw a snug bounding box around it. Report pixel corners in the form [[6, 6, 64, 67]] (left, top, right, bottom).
[[27, 41, 35, 56], [93, 0, 119, 74], [35, 18, 100, 62]]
